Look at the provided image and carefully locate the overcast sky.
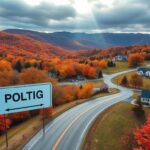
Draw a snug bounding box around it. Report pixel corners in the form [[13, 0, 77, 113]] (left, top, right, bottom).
[[0, 0, 150, 33]]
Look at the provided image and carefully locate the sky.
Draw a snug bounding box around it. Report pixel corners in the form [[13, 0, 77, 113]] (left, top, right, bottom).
[[0, 0, 150, 33]]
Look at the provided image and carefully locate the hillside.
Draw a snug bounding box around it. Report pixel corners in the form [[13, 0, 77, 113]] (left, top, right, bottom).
[[0, 32, 74, 59], [4, 29, 150, 50]]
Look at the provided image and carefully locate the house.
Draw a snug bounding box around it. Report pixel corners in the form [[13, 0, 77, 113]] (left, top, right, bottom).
[[141, 90, 150, 105], [115, 55, 128, 61], [92, 83, 109, 95], [137, 68, 150, 78], [48, 71, 57, 78]]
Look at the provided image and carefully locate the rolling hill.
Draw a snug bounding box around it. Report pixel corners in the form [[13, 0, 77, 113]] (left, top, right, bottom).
[[4, 29, 150, 50], [0, 32, 74, 59]]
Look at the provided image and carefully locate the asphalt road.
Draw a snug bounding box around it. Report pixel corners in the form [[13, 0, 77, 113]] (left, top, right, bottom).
[[23, 69, 136, 150]]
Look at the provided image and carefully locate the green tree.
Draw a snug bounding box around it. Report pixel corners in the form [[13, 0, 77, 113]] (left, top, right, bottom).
[[120, 76, 128, 86], [15, 60, 22, 72]]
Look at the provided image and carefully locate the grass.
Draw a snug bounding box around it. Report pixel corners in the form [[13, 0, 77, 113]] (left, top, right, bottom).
[[0, 116, 41, 150], [91, 88, 119, 99], [88, 80, 104, 88], [102, 60, 150, 75], [83, 102, 150, 150], [112, 71, 150, 89], [103, 61, 129, 74]]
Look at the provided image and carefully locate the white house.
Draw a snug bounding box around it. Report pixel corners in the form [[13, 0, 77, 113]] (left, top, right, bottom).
[[115, 55, 128, 61], [137, 68, 150, 78], [141, 90, 150, 105]]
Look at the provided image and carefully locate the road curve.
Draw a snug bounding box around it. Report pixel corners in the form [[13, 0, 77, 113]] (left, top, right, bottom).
[[23, 69, 136, 150]]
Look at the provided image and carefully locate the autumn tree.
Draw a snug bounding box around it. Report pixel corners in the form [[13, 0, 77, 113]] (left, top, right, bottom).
[[99, 60, 107, 69], [19, 67, 55, 84], [67, 65, 76, 77], [0, 70, 18, 86], [8, 111, 30, 124], [121, 76, 128, 86], [130, 73, 143, 89], [63, 85, 78, 102], [52, 85, 66, 106], [88, 67, 97, 79], [134, 116, 150, 150], [0, 115, 11, 133], [0, 60, 12, 72], [77, 83, 93, 99], [128, 53, 144, 67], [40, 107, 53, 118]]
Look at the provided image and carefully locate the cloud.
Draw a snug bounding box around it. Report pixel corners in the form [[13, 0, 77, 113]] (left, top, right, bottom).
[[0, 0, 76, 29], [0, 0, 150, 33]]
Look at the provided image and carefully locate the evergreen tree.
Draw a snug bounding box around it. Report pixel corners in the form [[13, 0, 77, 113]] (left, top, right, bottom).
[[24, 62, 31, 68], [121, 76, 128, 86], [15, 60, 22, 72]]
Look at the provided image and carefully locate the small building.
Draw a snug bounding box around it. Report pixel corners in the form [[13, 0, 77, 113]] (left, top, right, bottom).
[[141, 90, 150, 105], [48, 71, 57, 78], [137, 68, 150, 78], [115, 55, 128, 61]]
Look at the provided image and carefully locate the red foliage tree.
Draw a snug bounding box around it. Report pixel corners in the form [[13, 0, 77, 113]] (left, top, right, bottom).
[[0, 115, 11, 133], [134, 116, 150, 150], [8, 111, 30, 123], [40, 107, 53, 118]]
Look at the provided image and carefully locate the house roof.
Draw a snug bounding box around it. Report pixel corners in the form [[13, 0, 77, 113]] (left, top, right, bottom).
[[141, 90, 150, 98], [138, 67, 150, 72]]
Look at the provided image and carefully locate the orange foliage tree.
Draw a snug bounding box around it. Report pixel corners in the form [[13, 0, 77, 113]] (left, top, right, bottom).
[[64, 85, 78, 102], [78, 83, 93, 99], [129, 73, 143, 89], [0, 60, 12, 72], [19, 67, 55, 84], [128, 53, 144, 67], [99, 60, 107, 69], [0, 70, 18, 86]]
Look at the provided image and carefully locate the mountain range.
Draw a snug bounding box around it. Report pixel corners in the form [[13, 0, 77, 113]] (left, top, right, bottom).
[[4, 29, 150, 50]]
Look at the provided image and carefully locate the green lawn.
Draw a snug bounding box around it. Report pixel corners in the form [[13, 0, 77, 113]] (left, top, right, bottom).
[[103, 61, 129, 74], [83, 102, 150, 150], [102, 60, 150, 75], [112, 71, 150, 90]]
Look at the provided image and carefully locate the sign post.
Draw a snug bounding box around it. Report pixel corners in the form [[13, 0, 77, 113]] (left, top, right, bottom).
[[42, 108, 45, 136], [0, 83, 52, 147], [3, 114, 8, 148]]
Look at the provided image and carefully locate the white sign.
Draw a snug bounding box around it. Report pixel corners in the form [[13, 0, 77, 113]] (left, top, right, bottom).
[[0, 83, 52, 114]]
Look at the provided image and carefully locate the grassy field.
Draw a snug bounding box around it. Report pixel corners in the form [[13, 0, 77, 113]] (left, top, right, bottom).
[[83, 102, 150, 150], [103, 61, 129, 74], [102, 60, 150, 74], [112, 71, 150, 89], [89, 80, 104, 88]]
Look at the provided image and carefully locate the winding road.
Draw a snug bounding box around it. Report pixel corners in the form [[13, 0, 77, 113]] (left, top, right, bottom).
[[23, 69, 138, 150]]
